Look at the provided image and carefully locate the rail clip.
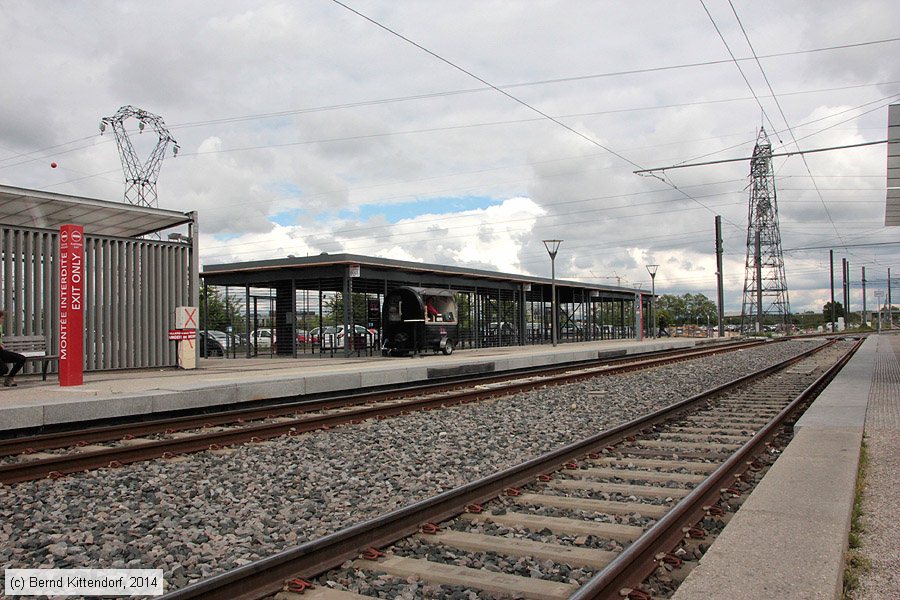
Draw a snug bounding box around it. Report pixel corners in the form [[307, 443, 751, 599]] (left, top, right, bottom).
[[286, 578, 314, 593], [684, 526, 707, 539], [657, 552, 683, 567], [420, 523, 441, 534], [360, 547, 385, 560]]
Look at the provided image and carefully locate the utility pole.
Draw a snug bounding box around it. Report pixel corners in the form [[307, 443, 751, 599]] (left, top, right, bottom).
[[888, 267, 893, 329], [716, 216, 725, 337], [830, 251, 835, 330], [862, 267, 867, 326], [843, 258, 850, 324]]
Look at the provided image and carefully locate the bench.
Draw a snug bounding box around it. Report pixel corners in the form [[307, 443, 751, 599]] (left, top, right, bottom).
[[2, 335, 58, 380]]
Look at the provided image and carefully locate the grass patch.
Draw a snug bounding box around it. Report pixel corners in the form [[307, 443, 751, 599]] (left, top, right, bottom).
[[842, 439, 870, 599]]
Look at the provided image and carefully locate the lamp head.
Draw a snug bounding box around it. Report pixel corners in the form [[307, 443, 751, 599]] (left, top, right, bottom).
[[542, 239, 563, 259]]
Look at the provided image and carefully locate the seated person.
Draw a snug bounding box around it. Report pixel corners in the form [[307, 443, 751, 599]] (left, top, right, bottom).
[[425, 298, 439, 321]]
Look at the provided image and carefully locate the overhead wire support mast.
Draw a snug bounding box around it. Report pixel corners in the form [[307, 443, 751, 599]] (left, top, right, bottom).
[[100, 105, 179, 209]]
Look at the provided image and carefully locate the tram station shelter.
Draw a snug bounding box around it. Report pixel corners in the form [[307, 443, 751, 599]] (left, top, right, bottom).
[[0, 184, 199, 374], [201, 253, 652, 357]]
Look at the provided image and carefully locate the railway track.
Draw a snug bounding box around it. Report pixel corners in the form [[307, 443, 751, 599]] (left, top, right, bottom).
[[151, 337, 860, 600], [0, 339, 764, 485]]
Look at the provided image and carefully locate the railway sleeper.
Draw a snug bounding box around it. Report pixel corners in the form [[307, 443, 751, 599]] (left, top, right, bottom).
[[563, 467, 706, 484], [589, 457, 719, 473], [460, 511, 644, 543], [351, 555, 578, 600], [655, 432, 750, 443], [512, 492, 670, 519], [546, 479, 691, 500]]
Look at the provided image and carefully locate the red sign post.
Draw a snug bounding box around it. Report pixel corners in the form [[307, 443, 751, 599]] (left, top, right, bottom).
[[59, 224, 84, 386]]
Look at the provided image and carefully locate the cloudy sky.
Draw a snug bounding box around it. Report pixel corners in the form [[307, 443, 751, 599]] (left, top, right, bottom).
[[2, 0, 898, 313]]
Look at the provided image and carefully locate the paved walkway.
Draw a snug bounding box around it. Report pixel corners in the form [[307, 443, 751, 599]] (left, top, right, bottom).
[[0, 337, 701, 433], [671, 333, 899, 600], [855, 334, 900, 599]]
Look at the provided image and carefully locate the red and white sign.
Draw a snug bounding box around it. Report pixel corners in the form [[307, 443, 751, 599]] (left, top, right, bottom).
[[168, 329, 197, 341], [175, 306, 198, 329], [59, 224, 84, 386]]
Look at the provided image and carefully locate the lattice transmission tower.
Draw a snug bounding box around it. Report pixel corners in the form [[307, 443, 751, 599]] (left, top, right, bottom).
[[100, 105, 179, 209], [740, 127, 791, 332]]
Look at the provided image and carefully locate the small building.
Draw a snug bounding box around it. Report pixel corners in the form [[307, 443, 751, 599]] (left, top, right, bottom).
[[201, 253, 651, 357], [0, 184, 198, 373]]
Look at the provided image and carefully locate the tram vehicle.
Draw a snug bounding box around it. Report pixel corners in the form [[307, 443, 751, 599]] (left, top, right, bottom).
[[381, 286, 458, 356]]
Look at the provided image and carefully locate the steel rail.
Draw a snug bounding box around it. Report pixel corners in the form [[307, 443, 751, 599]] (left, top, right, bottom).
[[569, 336, 863, 600], [0, 341, 766, 484], [0, 339, 762, 457], [156, 340, 836, 600]]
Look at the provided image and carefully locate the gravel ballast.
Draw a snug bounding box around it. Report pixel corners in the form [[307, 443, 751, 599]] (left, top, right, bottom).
[[0, 340, 824, 593]]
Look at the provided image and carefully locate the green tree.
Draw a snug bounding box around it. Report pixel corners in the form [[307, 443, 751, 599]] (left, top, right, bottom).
[[200, 286, 245, 333], [823, 301, 844, 321], [657, 293, 716, 325], [323, 292, 373, 326], [657, 294, 686, 324]]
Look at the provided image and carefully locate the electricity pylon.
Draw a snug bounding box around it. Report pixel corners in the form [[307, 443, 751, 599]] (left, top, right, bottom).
[[100, 105, 179, 209], [740, 127, 791, 333]]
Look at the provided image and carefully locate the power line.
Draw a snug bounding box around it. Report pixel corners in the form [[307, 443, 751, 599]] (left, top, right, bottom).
[[673, 90, 900, 167], [4, 80, 897, 175], [200, 187, 746, 254], [139, 36, 900, 131], [785, 240, 900, 251], [699, 0, 780, 139], [726, 0, 845, 247], [330, 0, 738, 228]]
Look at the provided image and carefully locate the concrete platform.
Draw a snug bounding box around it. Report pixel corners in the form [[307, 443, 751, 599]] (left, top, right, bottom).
[[670, 334, 895, 600], [0, 337, 705, 434]]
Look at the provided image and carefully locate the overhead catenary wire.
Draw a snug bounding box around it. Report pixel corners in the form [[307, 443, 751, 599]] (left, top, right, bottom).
[[633, 139, 887, 173]]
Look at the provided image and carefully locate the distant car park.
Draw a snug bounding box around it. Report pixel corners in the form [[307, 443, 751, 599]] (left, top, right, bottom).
[[310, 324, 376, 348]]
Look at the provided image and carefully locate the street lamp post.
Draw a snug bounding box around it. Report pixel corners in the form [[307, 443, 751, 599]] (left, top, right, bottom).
[[543, 240, 563, 347], [646, 264, 659, 338]]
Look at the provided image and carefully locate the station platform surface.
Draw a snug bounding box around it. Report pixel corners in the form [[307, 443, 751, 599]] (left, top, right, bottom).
[[671, 333, 900, 600], [0, 337, 708, 434]]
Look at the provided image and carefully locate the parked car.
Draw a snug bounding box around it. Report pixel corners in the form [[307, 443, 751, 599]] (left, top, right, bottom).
[[307, 326, 333, 345], [198, 331, 225, 357], [250, 328, 275, 349], [207, 330, 230, 349]]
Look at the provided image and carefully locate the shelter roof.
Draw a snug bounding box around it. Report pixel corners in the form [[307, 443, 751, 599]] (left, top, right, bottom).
[[0, 184, 193, 238], [202, 253, 640, 297]]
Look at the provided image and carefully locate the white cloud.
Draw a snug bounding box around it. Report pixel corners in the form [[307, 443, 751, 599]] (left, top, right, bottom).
[[1, 0, 898, 313]]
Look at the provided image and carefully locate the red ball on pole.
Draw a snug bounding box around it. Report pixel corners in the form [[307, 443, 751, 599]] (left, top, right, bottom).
[[50, 162, 57, 168]]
